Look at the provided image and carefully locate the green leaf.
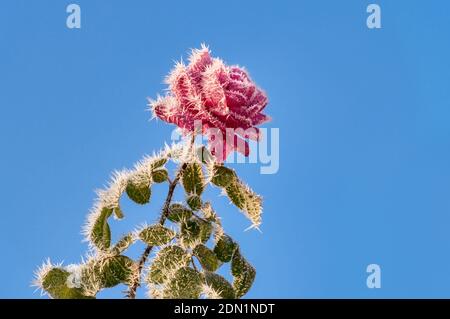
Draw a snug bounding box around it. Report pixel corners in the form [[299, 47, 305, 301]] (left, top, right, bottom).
[[167, 204, 193, 223], [113, 206, 124, 219], [231, 250, 256, 298], [213, 234, 237, 263], [111, 233, 134, 255], [79, 263, 101, 296], [211, 165, 236, 188], [83, 255, 135, 290], [91, 207, 113, 251], [147, 245, 190, 284], [233, 270, 256, 299], [180, 219, 201, 247], [151, 168, 168, 183], [204, 272, 236, 299], [225, 180, 262, 228], [186, 194, 202, 211], [150, 157, 168, 169], [42, 268, 93, 299], [162, 267, 203, 299], [193, 244, 220, 272], [97, 255, 135, 288], [198, 218, 213, 244], [180, 217, 212, 247], [225, 182, 246, 210], [182, 162, 204, 195], [139, 225, 175, 246], [126, 179, 151, 205], [242, 190, 263, 228]]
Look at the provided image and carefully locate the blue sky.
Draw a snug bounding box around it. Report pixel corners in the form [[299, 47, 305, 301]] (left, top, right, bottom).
[[1, 0, 450, 298]]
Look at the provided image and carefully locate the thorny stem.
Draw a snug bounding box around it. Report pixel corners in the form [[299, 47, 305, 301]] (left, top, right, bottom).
[[126, 135, 196, 299], [191, 257, 198, 271]]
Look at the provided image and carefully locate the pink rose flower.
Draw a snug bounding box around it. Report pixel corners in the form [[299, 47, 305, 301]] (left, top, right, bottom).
[[150, 45, 270, 161]]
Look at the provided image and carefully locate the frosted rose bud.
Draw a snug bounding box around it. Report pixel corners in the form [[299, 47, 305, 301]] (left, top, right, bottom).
[[150, 45, 270, 161]]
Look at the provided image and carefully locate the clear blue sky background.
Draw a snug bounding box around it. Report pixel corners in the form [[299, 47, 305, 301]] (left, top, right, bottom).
[[1, 0, 450, 298]]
